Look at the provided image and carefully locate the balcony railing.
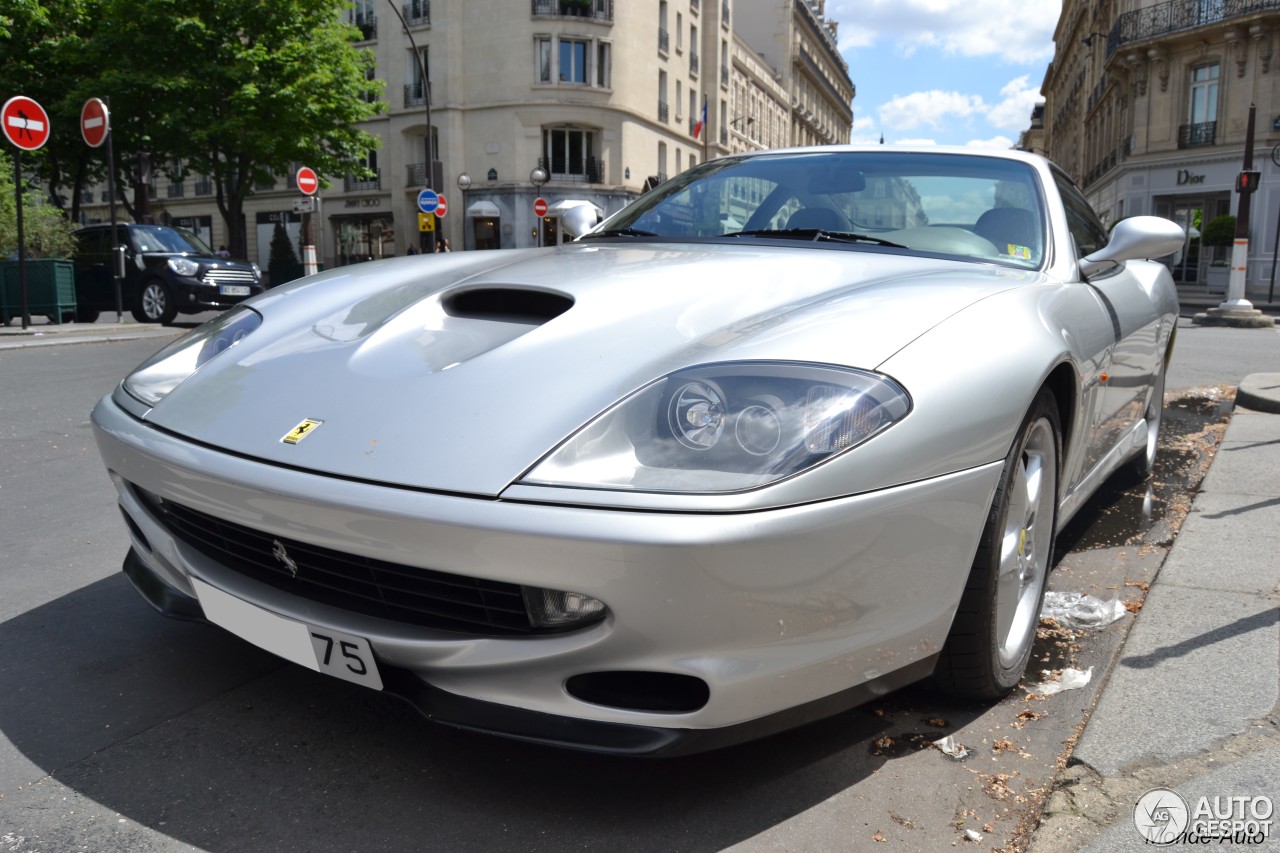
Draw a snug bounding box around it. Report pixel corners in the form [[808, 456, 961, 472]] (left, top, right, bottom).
[[1108, 0, 1280, 56], [404, 82, 432, 108], [1178, 120, 1217, 148], [658, 100, 669, 123], [403, 0, 429, 26], [537, 156, 604, 183], [349, 14, 376, 40], [345, 169, 382, 192], [194, 178, 213, 195], [167, 182, 185, 199], [406, 162, 430, 186], [531, 0, 613, 22]]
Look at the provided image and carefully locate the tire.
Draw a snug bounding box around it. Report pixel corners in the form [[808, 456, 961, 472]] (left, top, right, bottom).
[[935, 390, 1060, 699], [1125, 354, 1167, 482], [75, 308, 100, 324], [132, 279, 177, 325]]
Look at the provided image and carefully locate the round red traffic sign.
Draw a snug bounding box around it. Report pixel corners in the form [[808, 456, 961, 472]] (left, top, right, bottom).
[[435, 194, 448, 218], [2, 96, 50, 151], [81, 98, 110, 148], [533, 197, 548, 217], [296, 166, 319, 195]]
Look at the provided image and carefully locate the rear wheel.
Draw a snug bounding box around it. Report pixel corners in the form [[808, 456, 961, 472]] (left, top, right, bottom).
[[1126, 354, 1167, 482], [935, 390, 1060, 699], [132, 280, 177, 325]]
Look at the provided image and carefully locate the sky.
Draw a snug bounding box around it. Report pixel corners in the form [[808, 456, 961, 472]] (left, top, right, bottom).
[[827, 0, 1064, 148]]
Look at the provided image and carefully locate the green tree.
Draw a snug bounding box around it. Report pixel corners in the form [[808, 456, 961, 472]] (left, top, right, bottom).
[[0, 151, 78, 258], [90, 0, 383, 257], [269, 219, 298, 264]]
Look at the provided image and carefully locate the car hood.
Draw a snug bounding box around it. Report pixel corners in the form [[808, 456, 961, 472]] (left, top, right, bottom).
[[142, 243, 1038, 495]]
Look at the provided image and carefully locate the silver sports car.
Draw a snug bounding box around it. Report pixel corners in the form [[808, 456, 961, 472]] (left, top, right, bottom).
[[92, 147, 1185, 756]]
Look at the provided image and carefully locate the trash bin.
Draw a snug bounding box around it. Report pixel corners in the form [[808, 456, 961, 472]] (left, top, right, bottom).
[[0, 259, 77, 325]]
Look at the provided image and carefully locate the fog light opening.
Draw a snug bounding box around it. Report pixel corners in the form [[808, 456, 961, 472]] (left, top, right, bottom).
[[566, 671, 710, 713], [119, 507, 152, 553], [522, 586, 607, 631]]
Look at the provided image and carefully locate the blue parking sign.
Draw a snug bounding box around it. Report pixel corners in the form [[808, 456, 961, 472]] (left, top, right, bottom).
[[417, 189, 439, 214]]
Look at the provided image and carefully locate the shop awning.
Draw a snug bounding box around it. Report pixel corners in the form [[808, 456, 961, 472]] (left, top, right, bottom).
[[466, 200, 501, 217]]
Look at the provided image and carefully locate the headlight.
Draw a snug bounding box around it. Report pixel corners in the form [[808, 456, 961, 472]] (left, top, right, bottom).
[[251, 263, 262, 280], [167, 256, 200, 277], [122, 306, 262, 406], [521, 362, 911, 493]]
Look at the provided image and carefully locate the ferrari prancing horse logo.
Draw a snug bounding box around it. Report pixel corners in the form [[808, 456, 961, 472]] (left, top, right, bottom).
[[281, 418, 323, 445]]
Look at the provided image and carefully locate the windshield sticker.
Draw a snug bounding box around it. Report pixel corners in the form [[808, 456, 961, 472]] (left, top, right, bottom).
[[1006, 244, 1033, 260]]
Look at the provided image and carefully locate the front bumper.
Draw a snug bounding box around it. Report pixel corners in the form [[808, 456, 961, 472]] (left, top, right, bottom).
[[94, 392, 1002, 755], [174, 278, 262, 313]]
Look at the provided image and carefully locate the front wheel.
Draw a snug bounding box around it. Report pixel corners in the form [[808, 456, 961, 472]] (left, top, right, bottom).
[[935, 390, 1060, 699], [132, 280, 177, 325]]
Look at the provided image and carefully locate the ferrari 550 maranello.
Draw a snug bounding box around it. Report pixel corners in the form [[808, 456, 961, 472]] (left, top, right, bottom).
[[92, 147, 1186, 756]]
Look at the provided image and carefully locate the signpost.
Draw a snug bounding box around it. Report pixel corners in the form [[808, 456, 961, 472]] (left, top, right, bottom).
[[296, 167, 320, 275], [81, 97, 125, 322], [3, 96, 51, 330]]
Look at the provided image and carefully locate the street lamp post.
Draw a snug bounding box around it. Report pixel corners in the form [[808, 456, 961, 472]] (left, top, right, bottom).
[[530, 166, 549, 247], [456, 171, 471, 250]]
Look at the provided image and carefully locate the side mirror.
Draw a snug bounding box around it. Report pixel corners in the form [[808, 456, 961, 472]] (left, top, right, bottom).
[[1079, 216, 1185, 277], [561, 205, 603, 239]]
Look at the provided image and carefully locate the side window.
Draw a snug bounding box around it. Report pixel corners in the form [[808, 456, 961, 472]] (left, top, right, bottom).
[[1053, 170, 1108, 259]]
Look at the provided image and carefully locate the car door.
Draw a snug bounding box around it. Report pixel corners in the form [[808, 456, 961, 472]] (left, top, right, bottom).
[[1055, 171, 1163, 479]]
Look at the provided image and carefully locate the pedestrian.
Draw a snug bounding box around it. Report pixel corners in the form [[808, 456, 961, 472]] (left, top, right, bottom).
[[407, 244, 419, 255], [441, 238, 451, 252], [217, 245, 231, 258]]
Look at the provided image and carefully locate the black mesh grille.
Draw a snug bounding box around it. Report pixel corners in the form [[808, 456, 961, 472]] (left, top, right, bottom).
[[131, 484, 535, 635]]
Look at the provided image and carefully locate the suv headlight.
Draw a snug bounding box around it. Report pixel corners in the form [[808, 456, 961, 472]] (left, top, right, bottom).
[[167, 256, 200, 277], [521, 362, 911, 493], [122, 306, 262, 405]]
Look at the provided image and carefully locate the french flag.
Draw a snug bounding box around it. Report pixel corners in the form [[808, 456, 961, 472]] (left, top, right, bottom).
[[693, 98, 706, 139]]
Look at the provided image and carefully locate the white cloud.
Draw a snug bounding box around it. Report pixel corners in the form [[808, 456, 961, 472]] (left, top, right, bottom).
[[965, 135, 1016, 149], [878, 91, 986, 132], [986, 75, 1044, 131], [831, 0, 1061, 63]]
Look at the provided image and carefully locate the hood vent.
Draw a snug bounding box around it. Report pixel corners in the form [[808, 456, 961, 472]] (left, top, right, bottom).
[[443, 287, 573, 325]]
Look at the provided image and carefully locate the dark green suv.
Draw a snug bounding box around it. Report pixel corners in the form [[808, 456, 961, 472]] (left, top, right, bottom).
[[72, 223, 263, 324]]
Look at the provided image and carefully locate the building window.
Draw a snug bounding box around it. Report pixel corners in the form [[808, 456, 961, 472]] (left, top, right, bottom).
[[535, 35, 611, 87], [541, 127, 602, 182], [1189, 62, 1218, 125]]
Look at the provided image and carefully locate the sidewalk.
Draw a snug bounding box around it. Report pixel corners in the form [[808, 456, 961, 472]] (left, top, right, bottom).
[[0, 316, 184, 350], [1030, 374, 1280, 850]]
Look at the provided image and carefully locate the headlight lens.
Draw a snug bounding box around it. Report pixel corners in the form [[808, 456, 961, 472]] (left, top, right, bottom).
[[522, 362, 911, 493], [251, 263, 262, 280], [167, 256, 200, 277], [122, 306, 262, 406]]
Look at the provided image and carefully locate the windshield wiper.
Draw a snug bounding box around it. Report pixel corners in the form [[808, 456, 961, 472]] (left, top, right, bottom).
[[723, 228, 907, 249], [579, 227, 660, 239]]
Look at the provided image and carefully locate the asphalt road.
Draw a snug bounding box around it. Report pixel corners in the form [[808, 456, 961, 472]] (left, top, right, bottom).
[[0, 320, 1276, 851]]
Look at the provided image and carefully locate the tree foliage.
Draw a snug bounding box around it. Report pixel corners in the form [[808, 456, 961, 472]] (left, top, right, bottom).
[[0, 151, 78, 258], [1, 0, 383, 256]]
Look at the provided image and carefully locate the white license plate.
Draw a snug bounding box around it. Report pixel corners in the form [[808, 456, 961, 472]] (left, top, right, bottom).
[[219, 284, 251, 296], [192, 578, 383, 690]]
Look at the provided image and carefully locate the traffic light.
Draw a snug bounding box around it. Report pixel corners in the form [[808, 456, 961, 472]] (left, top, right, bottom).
[[1236, 170, 1261, 193]]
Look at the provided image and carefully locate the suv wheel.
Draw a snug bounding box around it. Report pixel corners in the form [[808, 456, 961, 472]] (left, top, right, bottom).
[[132, 279, 177, 325]]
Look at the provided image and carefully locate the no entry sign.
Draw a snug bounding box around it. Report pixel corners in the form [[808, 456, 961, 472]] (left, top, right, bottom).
[[435, 194, 448, 218], [533, 197, 548, 217], [2, 96, 50, 151], [296, 166, 319, 195], [81, 98, 110, 148]]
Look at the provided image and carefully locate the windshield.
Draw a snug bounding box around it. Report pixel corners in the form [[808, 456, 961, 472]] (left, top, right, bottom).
[[130, 225, 215, 256], [591, 150, 1047, 269]]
